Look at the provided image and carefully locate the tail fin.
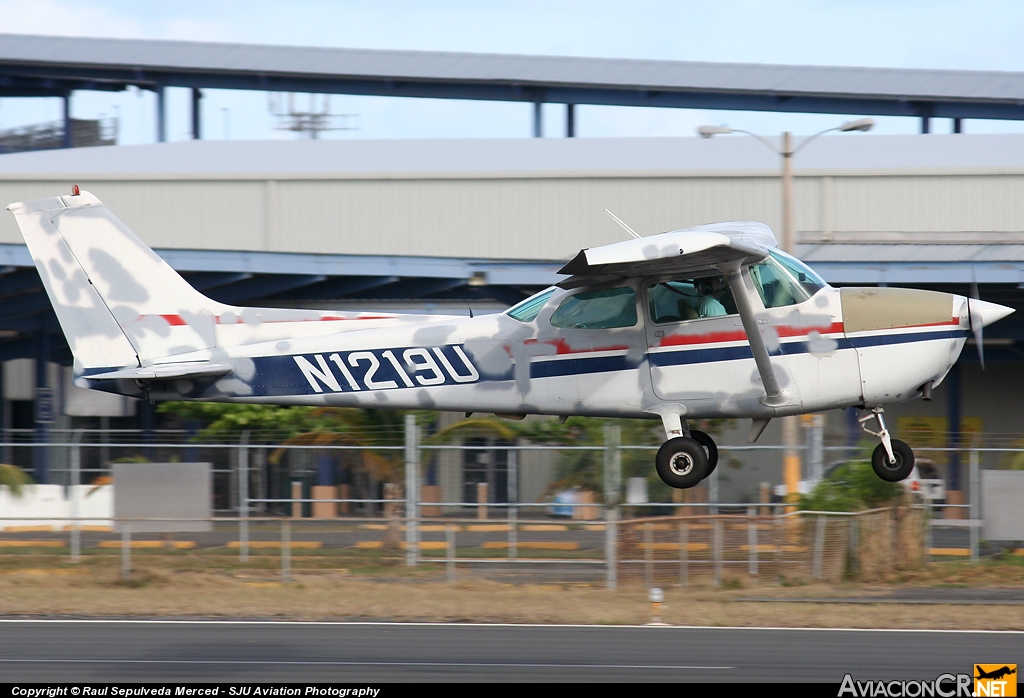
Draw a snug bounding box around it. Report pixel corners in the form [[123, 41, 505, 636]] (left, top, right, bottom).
[[8, 190, 226, 370]]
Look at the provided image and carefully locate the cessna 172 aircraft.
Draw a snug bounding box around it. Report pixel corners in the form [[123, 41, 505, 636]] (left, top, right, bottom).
[[8, 189, 1014, 489]]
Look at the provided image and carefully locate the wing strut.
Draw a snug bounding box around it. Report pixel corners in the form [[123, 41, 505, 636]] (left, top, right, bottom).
[[720, 260, 788, 407]]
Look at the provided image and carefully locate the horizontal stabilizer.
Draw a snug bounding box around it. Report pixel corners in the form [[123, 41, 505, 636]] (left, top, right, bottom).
[[86, 363, 233, 381]]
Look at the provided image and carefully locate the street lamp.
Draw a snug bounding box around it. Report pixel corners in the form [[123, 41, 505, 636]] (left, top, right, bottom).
[[698, 118, 874, 501], [698, 118, 874, 252]]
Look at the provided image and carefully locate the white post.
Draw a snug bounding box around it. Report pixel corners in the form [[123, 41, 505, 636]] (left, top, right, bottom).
[[239, 430, 250, 563], [446, 523, 456, 582], [281, 519, 291, 581], [70, 430, 82, 563], [405, 414, 419, 567], [604, 425, 621, 590], [508, 448, 518, 560], [121, 523, 131, 580]]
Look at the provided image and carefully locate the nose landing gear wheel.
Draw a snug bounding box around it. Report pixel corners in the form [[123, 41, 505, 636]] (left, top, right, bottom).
[[656, 437, 709, 489], [871, 439, 915, 482], [689, 429, 719, 478]]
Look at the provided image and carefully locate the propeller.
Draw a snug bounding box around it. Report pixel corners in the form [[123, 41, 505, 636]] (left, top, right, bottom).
[[970, 280, 984, 370], [967, 287, 1015, 370]]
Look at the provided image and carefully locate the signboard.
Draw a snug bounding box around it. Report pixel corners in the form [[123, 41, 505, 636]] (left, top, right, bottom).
[[113, 462, 212, 533]]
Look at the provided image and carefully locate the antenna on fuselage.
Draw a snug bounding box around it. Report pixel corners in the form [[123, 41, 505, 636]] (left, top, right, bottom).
[[604, 209, 642, 240]]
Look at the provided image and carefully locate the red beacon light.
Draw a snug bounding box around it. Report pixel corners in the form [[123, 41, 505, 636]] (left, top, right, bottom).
[[71, 185, 80, 196]]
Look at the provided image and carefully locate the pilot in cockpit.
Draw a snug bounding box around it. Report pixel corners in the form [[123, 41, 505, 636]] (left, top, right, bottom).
[[695, 276, 729, 317]]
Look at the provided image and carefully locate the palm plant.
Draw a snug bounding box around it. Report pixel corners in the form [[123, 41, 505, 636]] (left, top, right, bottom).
[[0, 463, 33, 497]]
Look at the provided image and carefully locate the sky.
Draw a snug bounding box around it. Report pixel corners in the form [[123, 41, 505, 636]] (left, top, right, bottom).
[[2, 0, 1024, 144]]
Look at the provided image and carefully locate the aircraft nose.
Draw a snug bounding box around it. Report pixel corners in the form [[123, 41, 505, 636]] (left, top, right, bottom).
[[968, 298, 1014, 329]]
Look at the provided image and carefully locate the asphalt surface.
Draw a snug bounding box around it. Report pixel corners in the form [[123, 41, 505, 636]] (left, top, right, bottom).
[[0, 621, 1019, 683]]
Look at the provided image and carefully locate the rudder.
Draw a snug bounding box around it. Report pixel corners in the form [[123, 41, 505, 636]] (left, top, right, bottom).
[[8, 190, 226, 369]]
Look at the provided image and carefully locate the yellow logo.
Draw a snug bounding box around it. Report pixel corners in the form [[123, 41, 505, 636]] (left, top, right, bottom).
[[975, 664, 1017, 697]]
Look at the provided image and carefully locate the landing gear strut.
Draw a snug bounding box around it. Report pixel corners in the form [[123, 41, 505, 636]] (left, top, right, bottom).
[[860, 408, 915, 482]]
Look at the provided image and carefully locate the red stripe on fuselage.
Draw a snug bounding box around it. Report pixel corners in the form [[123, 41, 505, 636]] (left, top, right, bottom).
[[657, 322, 845, 347], [138, 314, 396, 326], [523, 337, 631, 355]]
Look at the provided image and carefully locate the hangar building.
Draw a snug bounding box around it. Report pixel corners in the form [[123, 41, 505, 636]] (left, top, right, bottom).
[[0, 133, 1022, 503]]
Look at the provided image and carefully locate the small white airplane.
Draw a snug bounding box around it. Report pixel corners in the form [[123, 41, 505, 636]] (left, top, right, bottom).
[[8, 189, 1014, 489]]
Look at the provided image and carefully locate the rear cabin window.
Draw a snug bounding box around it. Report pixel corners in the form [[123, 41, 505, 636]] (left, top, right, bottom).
[[549, 286, 638, 329], [506, 288, 555, 323]]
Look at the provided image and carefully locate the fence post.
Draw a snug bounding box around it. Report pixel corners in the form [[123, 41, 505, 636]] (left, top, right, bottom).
[[121, 522, 131, 580], [849, 515, 860, 578], [775, 509, 784, 585], [678, 519, 688, 588], [747, 506, 758, 577], [508, 448, 517, 560], [969, 448, 980, 564], [812, 514, 826, 580], [925, 499, 933, 564], [291, 481, 302, 519], [476, 483, 488, 520], [644, 522, 653, 588], [446, 523, 456, 583], [604, 425, 621, 591], [405, 414, 419, 567], [281, 519, 291, 582], [70, 430, 82, 563], [713, 517, 722, 587], [239, 430, 250, 563]]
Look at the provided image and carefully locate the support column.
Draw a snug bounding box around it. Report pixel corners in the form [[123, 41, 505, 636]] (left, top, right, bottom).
[[953, 118, 962, 134], [33, 332, 51, 484], [920, 116, 930, 134], [62, 92, 73, 149], [155, 84, 166, 143], [533, 102, 543, 138], [566, 104, 575, 137], [191, 88, 202, 140]]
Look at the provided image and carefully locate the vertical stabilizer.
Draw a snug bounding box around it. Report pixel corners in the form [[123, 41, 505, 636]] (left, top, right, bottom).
[[8, 190, 226, 369]]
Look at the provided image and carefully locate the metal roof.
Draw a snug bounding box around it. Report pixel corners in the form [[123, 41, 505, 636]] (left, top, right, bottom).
[[2, 133, 1024, 177], [2, 34, 1024, 120]]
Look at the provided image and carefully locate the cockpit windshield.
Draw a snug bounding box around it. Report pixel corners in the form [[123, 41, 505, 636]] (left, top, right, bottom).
[[749, 250, 827, 309]]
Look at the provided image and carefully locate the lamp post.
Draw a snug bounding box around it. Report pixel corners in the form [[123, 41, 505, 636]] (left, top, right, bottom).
[[698, 118, 874, 500], [698, 118, 874, 253]]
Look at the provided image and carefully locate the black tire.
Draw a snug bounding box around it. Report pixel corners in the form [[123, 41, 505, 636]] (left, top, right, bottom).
[[656, 437, 709, 489], [871, 439, 915, 482], [690, 429, 719, 478]]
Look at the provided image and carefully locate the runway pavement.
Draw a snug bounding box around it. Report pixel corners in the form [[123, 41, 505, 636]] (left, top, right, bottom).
[[0, 620, 1019, 683]]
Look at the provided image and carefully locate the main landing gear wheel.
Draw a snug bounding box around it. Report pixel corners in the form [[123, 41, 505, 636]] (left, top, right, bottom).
[[689, 429, 719, 478], [871, 439, 915, 482], [656, 437, 709, 489]]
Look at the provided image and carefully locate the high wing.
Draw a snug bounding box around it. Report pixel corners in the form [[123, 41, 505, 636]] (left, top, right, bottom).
[[561, 221, 788, 414], [557, 221, 776, 289]]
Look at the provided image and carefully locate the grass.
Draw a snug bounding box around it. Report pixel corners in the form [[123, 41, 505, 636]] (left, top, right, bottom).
[[0, 551, 1022, 628]]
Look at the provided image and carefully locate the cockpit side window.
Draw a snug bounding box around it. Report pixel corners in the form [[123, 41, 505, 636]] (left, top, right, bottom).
[[506, 288, 555, 323], [647, 275, 737, 324], [750, 250, 826, 309], [549, 286, 638, 329]]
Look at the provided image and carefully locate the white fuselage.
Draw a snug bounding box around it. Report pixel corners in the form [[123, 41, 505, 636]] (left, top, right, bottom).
[[106, 281, 968, 422]]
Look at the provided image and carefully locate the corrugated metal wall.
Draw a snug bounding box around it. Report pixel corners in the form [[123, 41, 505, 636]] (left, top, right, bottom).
[[3, 171, 1023, 260]]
